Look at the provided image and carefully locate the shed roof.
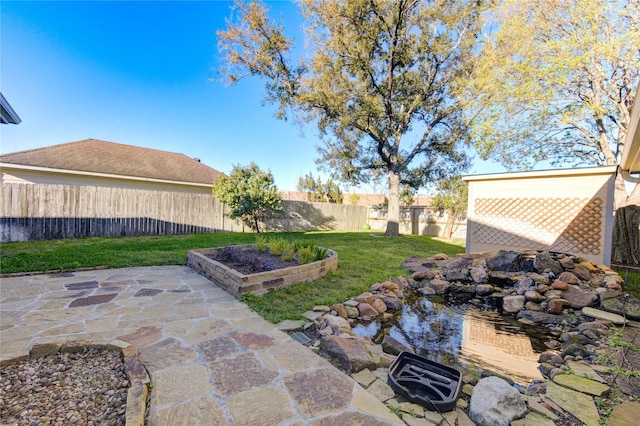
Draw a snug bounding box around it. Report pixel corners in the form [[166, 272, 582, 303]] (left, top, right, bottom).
[[0, 139, 223, 185], [0, 92, 21, 125], [621, 90, 640, 175]]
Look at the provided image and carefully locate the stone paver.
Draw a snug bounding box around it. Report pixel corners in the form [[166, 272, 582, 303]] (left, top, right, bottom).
[[0, 266, 402, 425]]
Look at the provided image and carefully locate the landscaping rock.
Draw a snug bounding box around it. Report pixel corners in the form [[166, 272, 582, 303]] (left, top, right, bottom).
[[552, 373, 610, 396], [533, 252, 563, 274], [345, 306, 360, 318], [609, 401, 640, 426], [429, 279, 451, 295], [503, 295, 525, 313], [324, 314, 352, 334], [276, 320, 306, 332], [475, 284, 493, 296], [546, 299, 564, 314], [486, 250, 521, 272], [470, 266, 487, 283], [560, 285, 598, 309], [600, 291, 640, 321], [331, 303, 348, 319], [357, 303, 379, 320], [566, 361, 605, 383], [545, 382, 599, 426], [381, 336, 414, 355], [551, 280, 570, 290], [582, 306, 626, 325], [558, 271, 581, 285], [380, 296, 403, 311], [319, 336, 376, 373], [517, 310, 566, 325], [371, 298, 388, 314], [468, 376, 527, 426], [356, 292, 375, 304]]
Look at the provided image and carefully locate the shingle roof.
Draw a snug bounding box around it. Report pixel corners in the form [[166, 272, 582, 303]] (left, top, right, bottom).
[[0, 139, 223, 184]]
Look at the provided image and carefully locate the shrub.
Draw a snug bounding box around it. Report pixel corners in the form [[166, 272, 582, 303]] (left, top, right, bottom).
[[282, 242, 296, 261], [268, 238, 287, 256], [255, 235, 267, 252], [297, 246, 316, 264], [313, 246, 328, 261]]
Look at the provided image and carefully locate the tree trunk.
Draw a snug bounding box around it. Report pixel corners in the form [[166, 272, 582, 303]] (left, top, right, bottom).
[[611, 205, 640, 266], [444, 211, 454, 238], [614, 172, 631, 209], [385, 171, 401, 236]]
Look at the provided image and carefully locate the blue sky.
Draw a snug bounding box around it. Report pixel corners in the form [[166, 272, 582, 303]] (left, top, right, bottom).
[[1, 0, 506, 192]]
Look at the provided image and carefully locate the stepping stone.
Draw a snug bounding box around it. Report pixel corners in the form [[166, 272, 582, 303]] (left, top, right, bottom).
[[511, 411, 556, 426], [524, 395, 559, 421], [546, 382, 599, 426], [351, 368, 377, 388], [69, 293, 117, 307], [566, 361, 606, 383], [582, 307, 626, 325], [609, 401, 640, 426], [552, 373, 610, 396], [302, 310, 324, 321]]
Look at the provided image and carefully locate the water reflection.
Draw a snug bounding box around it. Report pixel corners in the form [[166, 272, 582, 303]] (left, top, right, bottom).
[[352, 296, 546, 385]]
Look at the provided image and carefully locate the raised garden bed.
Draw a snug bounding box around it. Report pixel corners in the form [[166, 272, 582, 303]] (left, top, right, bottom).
[[187, 245, 338, 298]]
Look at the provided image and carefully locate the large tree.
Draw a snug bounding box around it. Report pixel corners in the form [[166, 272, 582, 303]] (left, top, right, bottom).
[[218, 0, 485, 236], [468, 0, 640, 208]]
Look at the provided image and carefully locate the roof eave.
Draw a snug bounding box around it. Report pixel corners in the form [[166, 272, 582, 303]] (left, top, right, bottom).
[[0, 163, 213, 188], [620, 88, 640, 176], [0, 92, 21, 125]]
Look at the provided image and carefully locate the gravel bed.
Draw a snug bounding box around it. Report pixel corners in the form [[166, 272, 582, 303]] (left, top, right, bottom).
[[0, 347, 128, 425]]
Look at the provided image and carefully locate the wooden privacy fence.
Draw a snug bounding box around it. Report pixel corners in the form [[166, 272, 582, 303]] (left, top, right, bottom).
[[368, 206, 467, 239], [0, 183, 461, 242], [0, 183, 369, 242]]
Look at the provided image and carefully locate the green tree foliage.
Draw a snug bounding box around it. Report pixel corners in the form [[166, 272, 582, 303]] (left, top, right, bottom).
[[217, 0, 485, 236], [399, 185, 415, 207], [468, 0, 640, 207], [212, 162, 283, 232], [297, 172, 344, 203], [430, 176, 468, 238]]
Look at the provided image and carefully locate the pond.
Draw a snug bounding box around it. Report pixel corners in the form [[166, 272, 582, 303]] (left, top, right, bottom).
[[352, 295, 552, 385]]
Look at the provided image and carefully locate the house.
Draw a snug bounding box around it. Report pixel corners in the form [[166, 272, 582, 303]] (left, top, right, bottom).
[[0, 92, 21, 125], [0, 139, 223, 194]]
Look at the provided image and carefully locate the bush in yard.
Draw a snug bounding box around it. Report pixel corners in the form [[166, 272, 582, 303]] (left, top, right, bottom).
[[212, 162, 283, 232]]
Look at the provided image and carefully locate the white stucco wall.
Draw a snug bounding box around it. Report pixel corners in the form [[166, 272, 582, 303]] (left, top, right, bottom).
[[0, 164, 212, 194], [463, 166, 617, 265]]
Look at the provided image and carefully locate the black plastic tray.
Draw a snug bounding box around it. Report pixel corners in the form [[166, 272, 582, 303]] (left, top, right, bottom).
[[387, 352, 462, 412]]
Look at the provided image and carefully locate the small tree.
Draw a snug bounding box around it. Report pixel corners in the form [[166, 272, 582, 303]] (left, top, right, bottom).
[[431, 176, 468, 238], [212, 162, 283, 232], [297, 172, 343, 203]]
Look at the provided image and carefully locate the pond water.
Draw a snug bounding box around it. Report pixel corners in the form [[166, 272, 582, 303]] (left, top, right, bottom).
[[352, 295, 551, 385]]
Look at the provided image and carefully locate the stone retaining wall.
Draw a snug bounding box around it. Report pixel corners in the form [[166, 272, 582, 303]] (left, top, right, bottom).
[[187, 246, 338, 298]]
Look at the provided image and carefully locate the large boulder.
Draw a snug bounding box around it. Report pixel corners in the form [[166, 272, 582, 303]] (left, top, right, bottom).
[[561, 285, 598, 309], [517, 310, 566, 325], [319, 335, 376, 373], [324, 314, 352, 333], [469, 376, 527, 426], [486, 250, 521, 272], [533, 252, 563, 274], [381, 335, 414, 355], [600, 291, 640, 321], [503, 295, 525, 313]]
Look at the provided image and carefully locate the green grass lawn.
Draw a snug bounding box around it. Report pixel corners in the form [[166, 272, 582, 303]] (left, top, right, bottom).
[[0, 231, 465, 322], [613, 267, 640, 299]]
